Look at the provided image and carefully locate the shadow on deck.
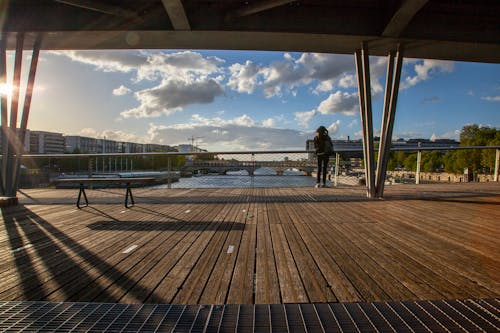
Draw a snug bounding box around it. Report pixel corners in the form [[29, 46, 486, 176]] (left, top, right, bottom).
[[1, 182, 499, 307]]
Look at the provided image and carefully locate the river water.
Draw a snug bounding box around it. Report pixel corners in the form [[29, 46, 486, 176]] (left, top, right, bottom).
[[156, 174, 319, 188]]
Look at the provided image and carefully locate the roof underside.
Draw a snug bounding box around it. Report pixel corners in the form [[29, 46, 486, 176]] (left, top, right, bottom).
[[2, 0, 500, 62]]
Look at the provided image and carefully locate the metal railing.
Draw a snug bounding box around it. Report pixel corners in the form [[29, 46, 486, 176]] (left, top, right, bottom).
[[4, 145, 500, 188]]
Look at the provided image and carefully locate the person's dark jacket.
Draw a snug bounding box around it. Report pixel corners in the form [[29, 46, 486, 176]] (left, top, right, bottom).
[[314, 133, 331, 155]]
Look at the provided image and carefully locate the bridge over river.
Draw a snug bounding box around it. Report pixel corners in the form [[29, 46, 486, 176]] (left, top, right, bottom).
[[183, 159, 316, 176]]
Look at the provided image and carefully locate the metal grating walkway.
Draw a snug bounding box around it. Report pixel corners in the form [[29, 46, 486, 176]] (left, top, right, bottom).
[[0, 299, 498, 332]]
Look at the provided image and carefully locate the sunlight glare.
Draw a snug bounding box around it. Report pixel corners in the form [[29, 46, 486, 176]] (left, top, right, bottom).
[[0, 83, 14, 97]]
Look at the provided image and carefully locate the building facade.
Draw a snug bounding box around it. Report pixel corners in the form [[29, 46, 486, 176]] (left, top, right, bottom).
[[29, 131, 65, 154], [66, 135, 173, 154]]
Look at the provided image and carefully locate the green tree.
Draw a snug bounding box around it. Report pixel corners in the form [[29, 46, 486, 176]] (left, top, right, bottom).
[[442, 151, 460, 173], [403, 153, 417, 171], [387, 151, 408, 170], [421, 151, 443, 172], [456, 125, 499, 173]]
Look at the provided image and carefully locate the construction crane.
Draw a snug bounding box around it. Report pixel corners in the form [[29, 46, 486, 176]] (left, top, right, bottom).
[[187, 135, 204, 152]]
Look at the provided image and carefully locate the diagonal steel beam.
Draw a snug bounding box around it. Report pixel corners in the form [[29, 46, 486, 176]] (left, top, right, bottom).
[[375, 49, 404, 197], [12, 35, 42, 192], [361, 48, 375, 198], [375, 51, 395, 196], [355, 47, 376, 198], [161, 0, 191, 30], [3, 33, 24, 196], [0, 38, 7, 195], [54, 0, 143, 23], [354, 51, 368, 193], [226, 0, 297, 21], [383, 0, 429, 37]]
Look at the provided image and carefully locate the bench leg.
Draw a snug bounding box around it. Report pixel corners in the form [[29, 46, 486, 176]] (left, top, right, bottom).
[[77, 183, 89, 209], [125, 183, 134, 208]]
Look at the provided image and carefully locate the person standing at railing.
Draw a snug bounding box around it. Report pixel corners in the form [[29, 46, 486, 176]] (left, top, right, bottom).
[[314, 126, 333, 188]]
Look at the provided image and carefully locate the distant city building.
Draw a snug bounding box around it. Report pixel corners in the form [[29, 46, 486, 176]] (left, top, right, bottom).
[[176, 144, 206, 153], [65, 135, 99, 153], [306, 137, 460, 160], [406, 138, 460, 148], [29, 131, 65, 154], [143, 143, 176, 152], [119, 142, 144, 153], [306, 138, 364, 160], [65, 135, 174, 154]]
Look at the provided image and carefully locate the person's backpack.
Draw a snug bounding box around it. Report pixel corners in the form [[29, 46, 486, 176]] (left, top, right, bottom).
[[324, 138, 334, 155]]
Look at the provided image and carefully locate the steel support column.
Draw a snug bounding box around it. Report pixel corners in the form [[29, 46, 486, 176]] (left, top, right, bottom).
[[1, 33, 24, 197], [0, 33, 41, 199], [334, 152, 340, 187], [494, 148, 499, 182], [0, 38, 7, 195], [355, 47, 375, 197], [375, 49, 403, 197], [416, 150, 422, 184], [13, 35, 42, 191]]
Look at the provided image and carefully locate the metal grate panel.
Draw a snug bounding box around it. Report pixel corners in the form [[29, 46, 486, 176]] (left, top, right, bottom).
[[0, 299, 497, 332]]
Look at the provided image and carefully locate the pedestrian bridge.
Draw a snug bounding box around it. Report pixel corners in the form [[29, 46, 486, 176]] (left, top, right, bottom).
[[184, 160, 316, 176]]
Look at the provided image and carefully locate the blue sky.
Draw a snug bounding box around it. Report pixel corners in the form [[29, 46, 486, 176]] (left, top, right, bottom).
[[4, 49, 499, 151]]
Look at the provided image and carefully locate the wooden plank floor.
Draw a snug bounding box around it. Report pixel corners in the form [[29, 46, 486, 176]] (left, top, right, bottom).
[[0, 183, 499, 304]]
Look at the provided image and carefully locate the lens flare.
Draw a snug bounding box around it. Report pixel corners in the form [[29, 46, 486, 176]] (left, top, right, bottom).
[[0, 83, 14, 97]]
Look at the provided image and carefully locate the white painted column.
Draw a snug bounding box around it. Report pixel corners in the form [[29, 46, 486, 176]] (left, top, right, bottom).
[[416, 150, 422, 185], [494, 148, 499, 182], [334, 152, 340, 187]]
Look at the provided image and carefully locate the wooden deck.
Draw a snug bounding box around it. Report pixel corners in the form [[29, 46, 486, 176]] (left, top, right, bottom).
[[1, 183, 499, 304]]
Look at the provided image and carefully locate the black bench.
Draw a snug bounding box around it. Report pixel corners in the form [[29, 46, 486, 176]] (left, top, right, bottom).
[[55, 177, 156, 208]]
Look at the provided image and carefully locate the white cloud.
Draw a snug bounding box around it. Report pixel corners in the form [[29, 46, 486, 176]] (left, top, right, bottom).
[[52, 50, 226, 119], [440, 130, 461, 140], [313, 80, 335, 94], [402, 59, 454, 89], [481, 96, 500, 102], [293, 90, 358, 130], [294, 110, 317, 128], [227, 53, 355, 98], [297, 53, 353, 81], [262, 118, 276, 127], [78, 128, 144, 143], [191, 113, 255, 127], [113, 85, 132, 96], [121, 78, 224, 118], [227, 54, 452, 99], [227, 60, 261, 94], [327, 120, 341, 135], [147, 117, 311, 151], [317, 91, 359, 116], [50, 50, 146, 73], [338, 74, 356, 88], [428, 130, 461, 141], [233, 114, 256, 127], [137, 51, 224, 81], [369, 57, 388, 95]]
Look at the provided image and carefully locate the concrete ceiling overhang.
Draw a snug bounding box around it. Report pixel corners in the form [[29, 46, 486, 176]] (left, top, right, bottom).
[[1, 0, 499, 63]]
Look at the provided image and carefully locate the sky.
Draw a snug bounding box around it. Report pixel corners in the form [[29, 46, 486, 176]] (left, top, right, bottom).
[[2, 49, 499, 151]]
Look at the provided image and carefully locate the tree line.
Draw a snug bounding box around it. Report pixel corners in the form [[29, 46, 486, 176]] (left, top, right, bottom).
[[387, 125, 499, 174]]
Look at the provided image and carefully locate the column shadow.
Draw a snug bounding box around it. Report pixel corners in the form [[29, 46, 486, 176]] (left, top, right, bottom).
[[1, 206, 165, 303]]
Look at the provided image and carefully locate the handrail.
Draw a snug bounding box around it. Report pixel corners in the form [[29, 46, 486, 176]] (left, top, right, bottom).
[[6, 145, 500, 158]]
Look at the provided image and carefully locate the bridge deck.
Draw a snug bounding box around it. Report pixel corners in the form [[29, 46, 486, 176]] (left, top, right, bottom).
[[0, 183, 499, 304]]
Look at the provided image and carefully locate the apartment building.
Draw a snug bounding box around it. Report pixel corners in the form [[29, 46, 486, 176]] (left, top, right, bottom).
[[29, 131, 65, 154]]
